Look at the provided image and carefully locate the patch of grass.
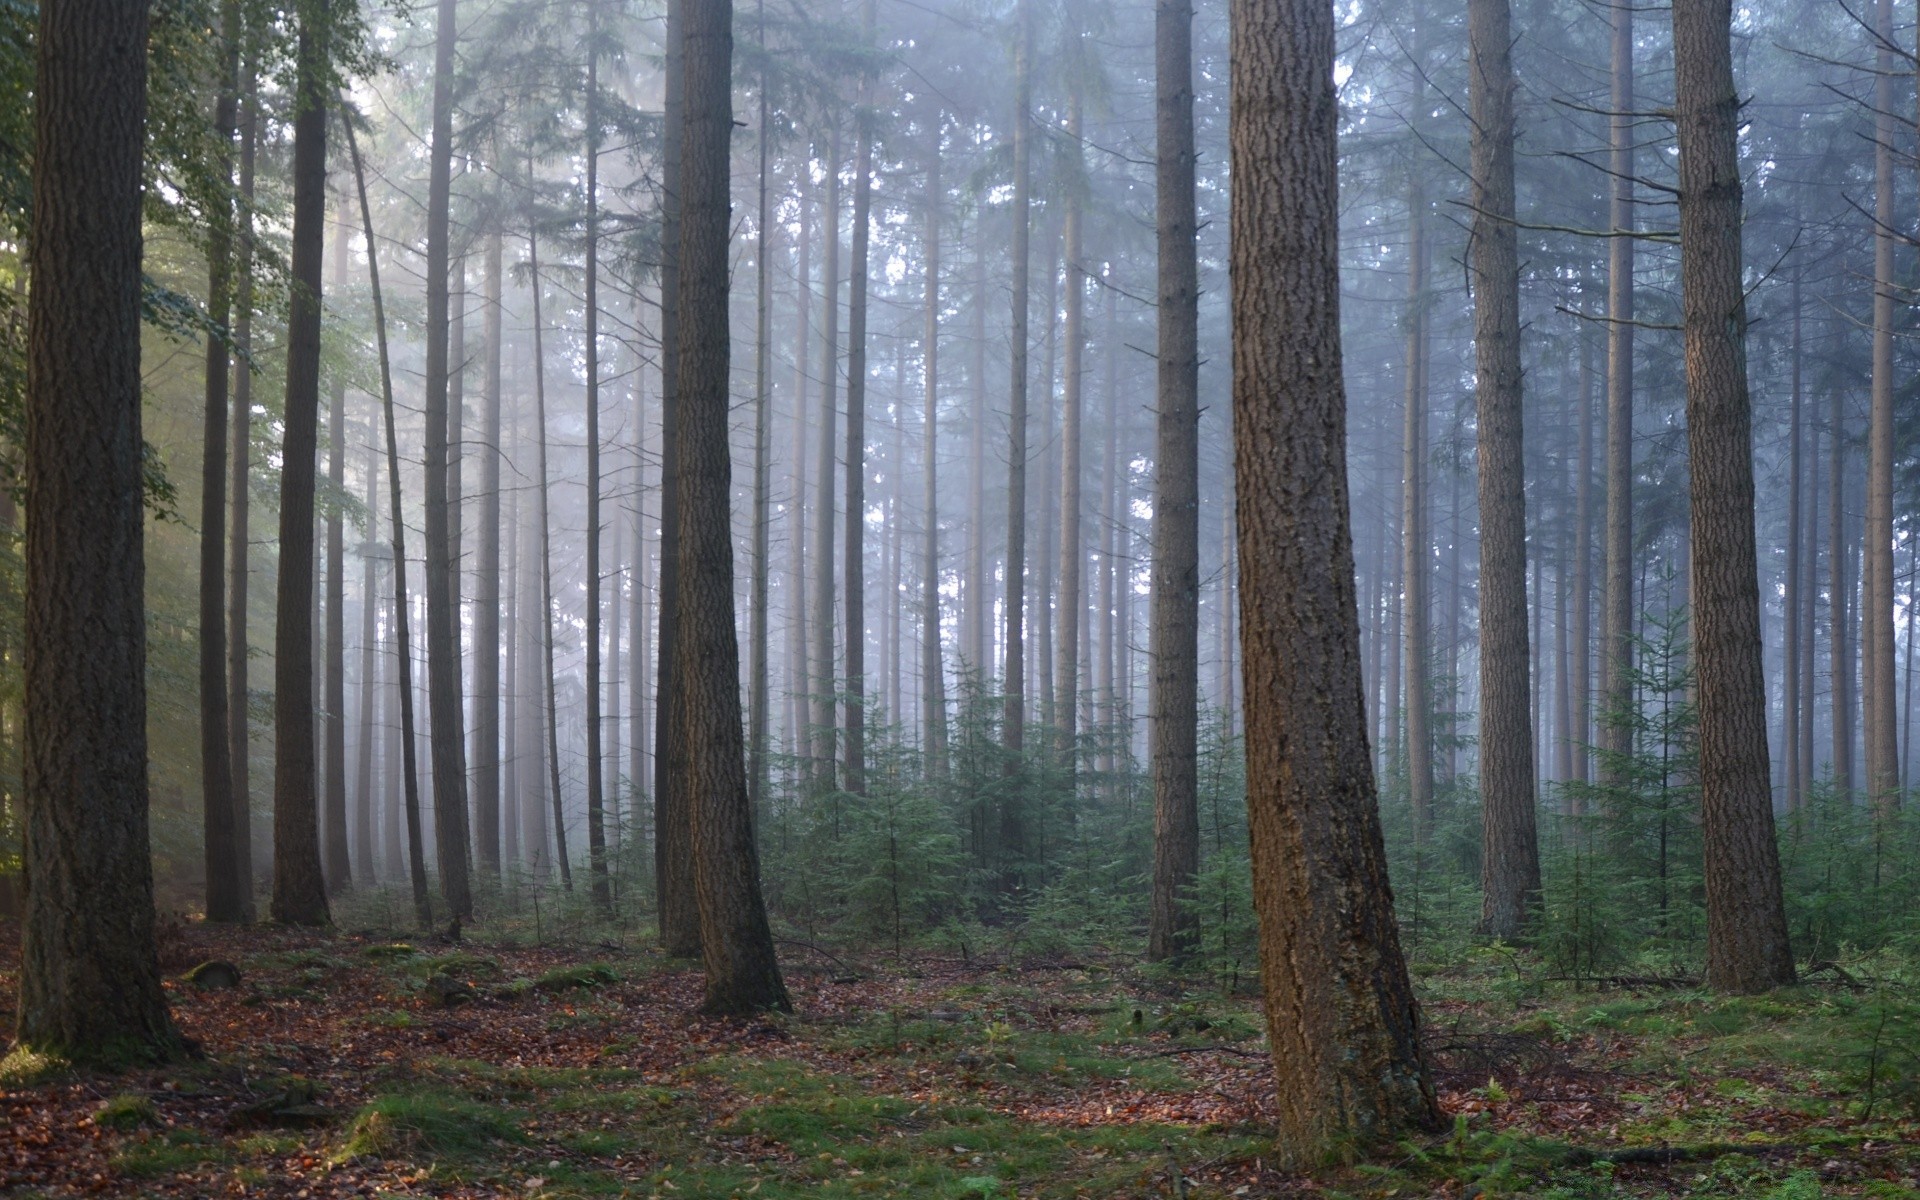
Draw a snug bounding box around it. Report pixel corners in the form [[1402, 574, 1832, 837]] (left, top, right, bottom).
[[94, 1092, 158, 1131], [110, 1129, 223, 1178], [532, 962, 621, 992], [361, 942, 417, 960], [360, 1008, 417, 1030], [335, 1089, 523, 1162]]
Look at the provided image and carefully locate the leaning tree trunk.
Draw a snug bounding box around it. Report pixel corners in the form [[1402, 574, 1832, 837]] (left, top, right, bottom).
[[1146, 0, 1200, 965], [201, 0, 245, 923], [347, 119, 433, 927], [1669, 0, 1797, 994], [16, 0, 181, 1065], [423, 0, 473, 920], [1468, 0, 1539, 940], [1228, 0, 1437, 1158], [270, 12, 333, 928], [675, 0, 791, 1014]]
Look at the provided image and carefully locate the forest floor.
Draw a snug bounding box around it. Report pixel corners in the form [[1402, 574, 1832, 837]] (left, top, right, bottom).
[[0, 913, 1916, 1199]]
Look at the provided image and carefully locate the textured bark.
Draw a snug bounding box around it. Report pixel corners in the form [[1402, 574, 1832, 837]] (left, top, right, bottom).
[[324, 222, 350, 893], [844, 0, 878, 797], [423, 0, 472, 920], [1865, 0, 1899, 816], [1783, 278, 1802, 813], [809, 126, 843, 795], [1599, 0, 1636, 795], [582, 15, 610, 910], [16, 0, 180, 1063], [347, 121, 433, 927], [1670, 0, 1796, 993], [1228, 0, 1437, 1155], [655, 0, 698, 954], [270, 10, 333, 928], [227, 61, 260, 917], [474, 230, 504, 872], [922, 133, 949, 773], [201, 0, 245, 923], [676, 0, 790, 1014], [748, 0, 773, 824], [1146, 0, 1200, 965], [1401, 175, 1433, 828], [1469, 0, 1539, 939]]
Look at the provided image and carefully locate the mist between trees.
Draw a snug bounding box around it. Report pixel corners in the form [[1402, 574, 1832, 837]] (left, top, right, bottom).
[[3, 0, 1919, 1172]]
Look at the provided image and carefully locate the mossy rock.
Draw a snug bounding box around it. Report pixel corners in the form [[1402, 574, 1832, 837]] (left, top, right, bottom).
[[183, 960, 242, 990], [532, 962, 621, 993]]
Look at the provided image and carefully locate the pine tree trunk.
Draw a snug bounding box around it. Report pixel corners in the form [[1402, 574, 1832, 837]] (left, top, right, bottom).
[[1055, 29, 1086, 774], [787, 172, 812, 781], [1865, 0, 1900, 816], [843, 0, 878, 797], [1469, 0, 1539, 938], [1670, 0, 1796, 993], [922, 129, 949, 773], [1571, 324, 1593, 795], [676, 0, 791, 1013], [526, 228, 575, 892], [1783, 276, 1803, 814], [748, 0, 774, 825], [270, 11, 333, 928], [474, 229, 504, 873], [504, 470, 522, 868], [201, 0, 244, 922], [1146, 0, 1200, 964], [355, 442, 380, 876], [811, 126, 843, 796], [1229, 0, 1437, 1153], [967, 218, 989, 679], [347, 120, 433, 927], [1599, 0, 1636, 798], [1402, 174, 1433, 829], [16, 0, 181, 1063], [1002, 0, 1035, 868], [1831, 383, 1853, 798], [324, 221, 351, 893]]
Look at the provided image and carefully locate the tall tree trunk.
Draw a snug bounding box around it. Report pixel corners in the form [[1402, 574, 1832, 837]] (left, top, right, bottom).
[[347, 120, 433, 927], [1146, 0, 1199, 964], [748, 0, 774, 825], [1229, 0, 1437, 1153], [843, 0, 878, 797], [355, 442, 380, 877], [787, 171, 812, 780], [579, 16, 611, 911], [1055, 21, 1086, 775], [676, 0, 791, 1014], [1571, 323, 1593, 796], [504, 457, 522, 869], [227, 60, 260, 917], [270, 11, 333, 928], [965, 213, 989, 679], [1783, 275, 1803, 814], [1099, 286, 1118, 781], [474, 228, 504, 873], [1865, 0, 1900, 816], [423, 0, 473, 921], [1831, 382, 1853, 798], [655, 0, 698, 955], [324, 219, 351, 893], [811, 126, 843, 794], [16, 0, 180, 1063], [1599, 0, 1636, 797], [1402, 174, 1433, 829], [527, 227, 574, 891], [1670, 0, 1795, 992], [201, 0, 244, 922], [1800, 408, 1818, 808], [1002, 0, 1034, 866], [922, 129, 949, 773], [1469, 0, 1539, 938]]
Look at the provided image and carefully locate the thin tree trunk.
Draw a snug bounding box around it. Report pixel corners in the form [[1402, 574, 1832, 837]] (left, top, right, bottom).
[[1229, 0, 1437, 1151], [16, 0, 180, 1063], [811, 126, 844, 794], [1146, 0, 1200, 964], [347, 120, 433, 927], [1469, 0, 1539, 938], [527, 226, 574, 891], [1670, 0, 1796, 992], [1801, 413, 1819, 807], [1002, 0, 1034, 863], [1865, 0, 1900, 816], [1599, 0, 1636, 797], [748, 0, 774, 824], [201, 0, 244, 922], [1783, 274, 1802, 813], [1402, 174, 1433, 829], [355, 441, 380, 877], [677, 0, 791, 1013], [474, 229, 504, 873], [227, 59, 260, 917], [787, 170, 812, 778], [1571, 322, 1593, 796], [504, 463, 522, 869], [922, 129, 949, 773], [966, 211, 989, 679], [843, 0, 878, 796], [1055, 28, 1086, 774], [1832, 383, 1853, 798], [269, 14, 333, 928], [324, 218, 351, 893]]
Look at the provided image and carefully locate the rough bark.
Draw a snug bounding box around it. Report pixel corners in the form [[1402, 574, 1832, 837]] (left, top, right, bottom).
[[1228, 0, 1437, 1155], [16, 0, 181, 1063], [1469, 0, 1539, 939], [1146, 0, 1200, 965], [675, 0, 791, 1014], [1670, 0, 1796, 993], [270, 10, 333, 928]]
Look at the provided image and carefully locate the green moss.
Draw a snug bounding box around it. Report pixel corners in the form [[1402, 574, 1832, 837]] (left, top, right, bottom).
[[532, 962, 621, 992], [335, 1089, 523, 1162], [111, 1129, 223, 1178], [94, 1092, 158, 1131]]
